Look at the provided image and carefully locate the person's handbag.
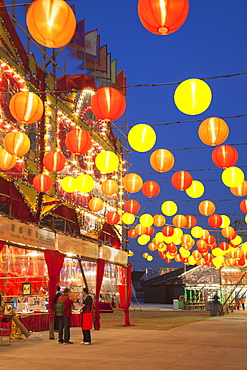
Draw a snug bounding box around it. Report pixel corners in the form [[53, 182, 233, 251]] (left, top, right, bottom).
[[82, 306, 92, 330]]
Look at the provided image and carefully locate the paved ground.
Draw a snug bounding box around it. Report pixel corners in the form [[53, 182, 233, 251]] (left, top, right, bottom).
[[1, 308, 247, 370]]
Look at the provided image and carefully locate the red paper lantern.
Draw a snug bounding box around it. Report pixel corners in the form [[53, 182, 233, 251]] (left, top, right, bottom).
[[162, 225, 174, 237], [153, 214, 166, 227], [185, 215, 197, 228], [167, 243, 177, 254], [165, 258, 172, 264], [124, 200, 140, 214], [106, 211, 120, 225], [128, 229, 138, 238], [123, 173, 143, 193], [219, 242, 229, 251], [65, 128, 92, 155], [212, 145, 238, 169], [142, 180, 160, 198], [172, 214, 187, 228], [205, 235, 216, 245], [240, 199, 247, 214], [43, 151, 66, 172], [33, 174, 52, 192], [91, 87, 126, 121], [138, 0, 189, 35], [204, 253, 213, 263], [208, 214, 222, 228], [171, 170, 193, 191], [145, 227, 155, 236]]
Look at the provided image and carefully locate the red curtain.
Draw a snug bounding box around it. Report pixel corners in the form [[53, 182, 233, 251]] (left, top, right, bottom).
[[118, 264, 132, 326], [44, 250, 65, 320], [94, 258, 105, 330], [0, 241, 4, 253]]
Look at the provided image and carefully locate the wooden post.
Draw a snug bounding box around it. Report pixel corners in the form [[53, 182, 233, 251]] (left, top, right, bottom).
[[77, 258, 89, 291]]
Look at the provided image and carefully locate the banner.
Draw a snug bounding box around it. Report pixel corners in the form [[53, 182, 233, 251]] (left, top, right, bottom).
[[0, 215, 55, 249], [56, 233, 98, 259], [99, 245, 128, 266]]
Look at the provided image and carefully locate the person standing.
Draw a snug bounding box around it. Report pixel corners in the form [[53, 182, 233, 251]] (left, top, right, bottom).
[[54, 286, 62, 331], [57, 288, 74, 345], [212, 293, 220, 316], [241, 297, 245, 310], [80, 287, 93, 345]]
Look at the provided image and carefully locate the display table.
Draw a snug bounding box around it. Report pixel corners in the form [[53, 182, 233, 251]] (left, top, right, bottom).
[[17, 303, 113, 332]]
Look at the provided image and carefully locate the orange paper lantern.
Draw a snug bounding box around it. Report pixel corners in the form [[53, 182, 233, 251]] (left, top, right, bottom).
[[138, 0, 189, 35], [123, 173, 143, 193], [171, 170, 193, 191], [33, 174, 52, 192], [88, 197, 104, 212], [91, 87, 126, 121], [43, 151, 66, 172], [9, 91, 43, 124], [212, 145, 238, 169], [106, 211, 120, 225], [150, 149, 174, 172], [4, 131, 30, 156], [198, 117, 229, 146], [198, 200, 216, 216], [124, 200, 140, 214], [153, 214, 166, 227], [0, 149, 16, 170], [135, 224, 147, 235], [142, 180, 160, 198], [26, 0, 76, 48], [65, 128, 92, 155], [221, 226, 236, 240], [172, 214, 187, 228], [230, 181, 247, 197], [101, 179, 118, 195]]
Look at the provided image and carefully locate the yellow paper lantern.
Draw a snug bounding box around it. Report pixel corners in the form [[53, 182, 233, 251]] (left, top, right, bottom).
[[220, 215, 231, 228], [161, 201, 177, 216], [179, 247, 190, 258], [173, 228, 183, 239], [155, 232, 166, 242], [231, 235, 242, 246], [245, 215, 247, 224], [147, 255, 153, 262], [128, 124, 156, 152], [138, 234, 150, 245], [173, 238, 182, 246], [61, 176, 76, 193], [140, 213, 154, 227], [142, 253, 149, 259], [185, 180, 204, 198], [191, 226, 203, 239], [26, 0, 76, 48], [212, 256, 224, 267], [164, 236, 173, 244], [158, 244, 167, 252], [122, 213, 135, 225], [222, 167, 245, 188], [212, 248, 225, 257], [188, 256, 196, 265], [75, 174, 94, 193], [174, 79, 212, 115], [242, 243, 247, 252], [128, 250, 134, 257], [166, 252, 175, 260], [95, 151, 119, 173]]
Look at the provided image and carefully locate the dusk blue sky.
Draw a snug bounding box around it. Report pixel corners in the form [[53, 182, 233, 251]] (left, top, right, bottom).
[[14, 0, 247, 271]]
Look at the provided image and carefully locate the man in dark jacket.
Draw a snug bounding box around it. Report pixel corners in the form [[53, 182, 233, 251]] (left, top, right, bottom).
[[54, 286, 62, 331], [57, 288, 74, 344]]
